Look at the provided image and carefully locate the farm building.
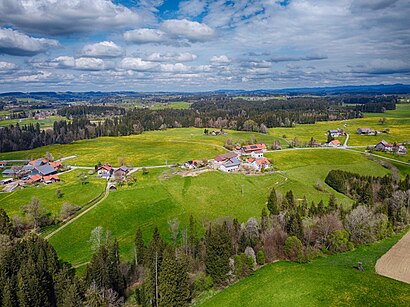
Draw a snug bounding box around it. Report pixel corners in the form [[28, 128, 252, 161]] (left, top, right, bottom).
[[43, 174, 60, 184], [241, 143, 267, 154], [328, 129, 344, 137], [251, 151, 264, 159], [28, 158, 48, 167], [25, 174, 42, 184], [214, 152, 238, 163], [357, 128, 379, 135], [97, 163, 113, 178], [328, 139, 341, 147], [375, 140, 407, 154], [2, 169, 18, 177], [182, 160, 206, 169], [219, 157, 241, 172], [0, 161, 5, 168], [113, 165, 129, 178], [247, 157, 271, 171], [31, 164, 58, 177]]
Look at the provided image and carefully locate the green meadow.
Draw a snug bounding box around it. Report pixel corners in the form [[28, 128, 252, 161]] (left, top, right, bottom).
[[0, 128, 285, 166], [0, 169, 105, 217], [0, 115, 65, 129], [199, 231, 410, 306], [48, 149, 390, 266]]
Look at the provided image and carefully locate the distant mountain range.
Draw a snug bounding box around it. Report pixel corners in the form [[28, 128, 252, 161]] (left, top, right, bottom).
[[1, 84, 410, 100]]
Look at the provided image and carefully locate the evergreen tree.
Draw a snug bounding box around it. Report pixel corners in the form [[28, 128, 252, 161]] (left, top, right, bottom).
[[267, 187, 279, 215], [287, 213, 304, 241], [135, 228, 145, 265], [260, 208, 268, 234], [0, 208, 14, 237], [205, 223, 232, 285]]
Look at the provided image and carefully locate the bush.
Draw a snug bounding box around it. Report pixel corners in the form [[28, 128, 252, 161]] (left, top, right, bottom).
[[55, 189, 64, 198], [60, 202, 80, 220], [327, 230, 354, 253], [256, 250, 266, 265], [284, 236, 304, 262], [193, 272, 213, 293]]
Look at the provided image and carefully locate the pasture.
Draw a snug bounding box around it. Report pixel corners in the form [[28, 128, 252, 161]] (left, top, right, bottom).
[[0, 128, 286, 166], [48, 149, 390, 266], [0, 115, 65, 129], [199, 231, 410, 306]]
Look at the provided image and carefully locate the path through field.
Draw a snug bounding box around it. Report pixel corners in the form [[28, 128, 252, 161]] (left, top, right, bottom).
[[375, 230, 410, 284]]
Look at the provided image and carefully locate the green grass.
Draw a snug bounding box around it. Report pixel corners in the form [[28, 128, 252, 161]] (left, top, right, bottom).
[[0, 128, 285, 166], [48, 149, 391, 266], [269, 104, 410, 147], [199, 231, 410, 306], [0, 116, 65, 129], [0, 169, 106, 217], [150, 101, 192, 110]]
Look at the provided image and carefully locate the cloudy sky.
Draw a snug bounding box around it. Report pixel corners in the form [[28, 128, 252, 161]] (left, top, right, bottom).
[[0, 0, 409, 92]]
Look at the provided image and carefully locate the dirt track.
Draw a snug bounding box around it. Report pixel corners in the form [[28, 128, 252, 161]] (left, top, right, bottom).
[[375, 230, 410, 284]]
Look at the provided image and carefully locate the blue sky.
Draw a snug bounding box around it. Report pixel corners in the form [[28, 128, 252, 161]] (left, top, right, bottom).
[[0, 0, 409, 92]]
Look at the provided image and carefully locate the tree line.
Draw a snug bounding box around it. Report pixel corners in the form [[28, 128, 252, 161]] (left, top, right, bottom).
[[1, 168, 409, 306]]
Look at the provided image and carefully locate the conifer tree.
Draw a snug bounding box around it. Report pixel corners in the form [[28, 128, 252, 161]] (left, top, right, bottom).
[[135, 228, 145, 265], [267, 187, 279, 215], [0, 208, 14, 237], [261, 208, 268, 234]]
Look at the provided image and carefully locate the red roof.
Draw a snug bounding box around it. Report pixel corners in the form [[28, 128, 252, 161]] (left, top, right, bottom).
[[50, 161, 63, 169], [214, 152, 237, 162], [247, 157, 255, 163], [98, 163, 113, 171], [256, 158, 271, 166], [330, 140, 341, 145], [43, 174, 59, 182], [25, 174, 42, 183], [242, 143, 267, 153], [29, 158, 47, 166]]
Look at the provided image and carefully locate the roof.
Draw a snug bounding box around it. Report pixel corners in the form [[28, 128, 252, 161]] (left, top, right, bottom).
[[118, 165, 128, 171], [98, 163, 113, 171], [22, 164, 34, 171], [25, 174, 42, 183], [36, 164, 57, 176], [29, 158, 47, 167], [328, 129, 339, 133], [50, 161, 63, 168], [378, 140, 393, 147], [242, 143, 267, 152], [2, 169, 16, 175], [247, 157, 255, 163], [43, 174, 59, 182], [255, 158, 271, 167], [330, 140, 341, 145], [214, 151, 237, 162], [223, 157, 241, 168]]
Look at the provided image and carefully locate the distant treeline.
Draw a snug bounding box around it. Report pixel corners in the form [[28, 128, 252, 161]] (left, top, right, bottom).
[[0, 96, 396, 153]]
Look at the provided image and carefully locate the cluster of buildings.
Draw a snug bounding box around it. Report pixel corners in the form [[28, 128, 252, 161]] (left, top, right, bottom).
[[2, 158, 63, 184], [96, 163, 129, 180], [357, 128, 381, 135], [328, 129, 345, 138], [374, 140, 407, 155], [213, 143, 271, 173]]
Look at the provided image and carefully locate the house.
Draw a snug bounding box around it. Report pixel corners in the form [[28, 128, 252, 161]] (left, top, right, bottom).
[[2, 169, 17, 177], [357, 128, 378, 135], [398, 145, 407, 155], [328, 139, 341, 147], [241, 143, 267, 154], [214, 152, 238, 163], [32, 164, 57, 177], [251, 150, 264, 159], [328, 129, 344, 138], [25, 174, 42, 184], [113, 165, 129, 178], [50, 161, 63, 170], [0, 178, 13, 185], [250, 158, 271, 171], [219, 157, 241, 172], [28, 158, 48, 167], [97, 163, 113, 178], [375, 140, 393, 152], [0, 161, 5, 169], [43, 174, 60, 184]]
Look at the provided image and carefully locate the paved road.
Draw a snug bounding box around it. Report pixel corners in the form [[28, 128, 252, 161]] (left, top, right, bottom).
[[343, 133, 350, 148]]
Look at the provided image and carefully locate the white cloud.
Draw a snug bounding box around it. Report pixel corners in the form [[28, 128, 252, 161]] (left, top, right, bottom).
[[0, 61, 17, 71], [119, 57, 158, 71], [81, 41, 123, 58], [0, 0, 143, 35], [160, 63, 190, 73], [52, 56, 106, 71], [146, 52, 197, 62], [210, 55, 231, 64], [179, 0, 207, 17], [0, 28, 59, 56], [124, 28, 167, 44], [161, 19, 215, 42]]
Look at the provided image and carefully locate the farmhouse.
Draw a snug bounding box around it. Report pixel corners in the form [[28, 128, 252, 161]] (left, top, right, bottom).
[[241, 143, 267, 154], [29, 158, 48, 167], [328, 129, 344, 137], [328, 139, 341, 147], [113, 165, 129, 178], [0, 161, 5, 168], [219, 157, 241, 172], [97, 163, 113, 178], [357, 128, 379, 135], [25, 174, 42, 184], [375, 140, 407, 155], [214, 152, 237, 163], [248, 157, 271, 171], [251, 151, 264, 159], [43, 174, 60, 184]]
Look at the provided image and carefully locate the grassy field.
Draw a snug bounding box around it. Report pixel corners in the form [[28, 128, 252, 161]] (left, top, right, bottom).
[[199, 231, 410, 306], [0, 128, 286, 166], [269, 104, 410, 146], [0, 169, 106, 218], [48, 149, 391, 266], [0, 116, 65, 129]]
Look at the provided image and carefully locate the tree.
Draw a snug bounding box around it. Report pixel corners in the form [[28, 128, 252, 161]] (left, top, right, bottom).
[[256, 250, 266, 265], [0, 208, 14, 237], [135, 228, 145, 266], [267, 187, 279, 215], [60, 202, 80, 220], [260, 208, 268, 234], [22, 197, 48, 230], [259, 123, 268, 134], [205, 223, 232, 285], [45, 152, 54, 162], [284, 236, 304, 262], [55, 189, 64, 199]]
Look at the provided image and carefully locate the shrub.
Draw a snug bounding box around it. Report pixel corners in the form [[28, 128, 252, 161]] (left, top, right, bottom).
[[256, 250, 266, 265], [284, 236, 304, 262]]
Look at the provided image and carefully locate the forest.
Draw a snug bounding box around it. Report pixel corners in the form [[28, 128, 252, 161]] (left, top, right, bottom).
[[0, 169, 409, 306]]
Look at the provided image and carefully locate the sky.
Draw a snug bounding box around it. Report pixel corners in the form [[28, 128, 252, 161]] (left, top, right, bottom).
[[0, 0, 409, 92]]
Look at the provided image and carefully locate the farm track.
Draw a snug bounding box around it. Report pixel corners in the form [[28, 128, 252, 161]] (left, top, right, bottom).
[[375, 230, 410, 284]]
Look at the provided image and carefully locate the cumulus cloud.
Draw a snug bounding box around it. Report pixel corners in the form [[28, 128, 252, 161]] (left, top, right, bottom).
[[210, 55, 231, 64], [81, 41, 123, 58], [119, 57, 158, 71], [52, 56, 106, 71], [0, 28, 59, 56], [0, 0, 142, 35], [161, 19, 215, 42], [124, 28, 167, 44], [146, 52, 197, 62], [179, 0, 207, 17]]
